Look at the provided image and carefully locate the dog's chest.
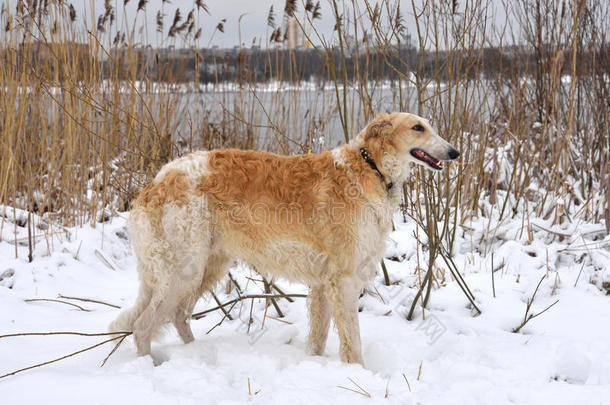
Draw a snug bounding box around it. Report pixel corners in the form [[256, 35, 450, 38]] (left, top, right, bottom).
[[353, 203, 394, 276]]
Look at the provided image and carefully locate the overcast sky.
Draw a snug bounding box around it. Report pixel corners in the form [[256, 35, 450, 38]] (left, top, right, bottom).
[[72, 0, 479, 48], [68, 0, 340, 47], [4, 0, 509, 48]]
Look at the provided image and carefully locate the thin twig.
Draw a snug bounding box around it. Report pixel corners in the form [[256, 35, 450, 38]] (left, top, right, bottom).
[[94, 249, 117, 271], [531, 222, 572, 238], [58, 294, 121, 309], [0, 331, 130, 339], [261, 294, 270, 330], [266, 315, 293, 325], [0, 333, 131, 379], [406, 267, 432, 321], [100, 333, 130, 367], [381, 258, 391, 286], [574, 261, 585, 287], [491, 253, 496, 298], [247, 298, 255, 334], [337, 377, 372, 398], [191, 294, 307, 320], [438, 247, 482, 314], [211, 291, 234, 321], [513, 299, 559, 333], [270, 283, 294, 303], [372, 285, 387, 304], [228, 272, 243, 295], [513, 275, 560, 333], [263, 278, 284, 318], [23, 299, 91, 312], [205, 301, 239, 335], [402, 373, 412, 392]]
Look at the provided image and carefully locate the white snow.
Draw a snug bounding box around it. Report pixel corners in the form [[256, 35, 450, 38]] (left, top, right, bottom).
[[1, 206, 609, 404]]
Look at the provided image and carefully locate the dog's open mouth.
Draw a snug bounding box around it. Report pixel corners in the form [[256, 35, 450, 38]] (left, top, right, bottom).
[[410, 149, 443, 170]]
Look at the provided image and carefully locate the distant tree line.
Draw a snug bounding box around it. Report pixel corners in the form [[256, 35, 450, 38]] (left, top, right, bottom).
[[104, 44, 609, 85], [8, 41, 609, 85]]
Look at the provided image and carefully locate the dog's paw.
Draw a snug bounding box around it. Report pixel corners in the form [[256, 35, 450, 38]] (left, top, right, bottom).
[[150, 349, 170, 367]]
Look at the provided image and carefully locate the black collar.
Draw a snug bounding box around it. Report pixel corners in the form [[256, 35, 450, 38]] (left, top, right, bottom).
[[360, 147, 393, 192]]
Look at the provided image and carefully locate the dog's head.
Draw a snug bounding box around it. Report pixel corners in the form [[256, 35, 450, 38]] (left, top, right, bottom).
[[356, 112, 459, 177]]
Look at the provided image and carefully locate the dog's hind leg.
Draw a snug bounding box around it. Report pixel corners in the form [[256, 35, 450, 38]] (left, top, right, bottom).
[[132, 251, 187, 356], [307, 284, 331, 356], [133, 280, 182, 356], [173, 296, 196, 344], [170, 253, 205, 344], [327, 275, 363, 364], [171, 253, 231, 344]]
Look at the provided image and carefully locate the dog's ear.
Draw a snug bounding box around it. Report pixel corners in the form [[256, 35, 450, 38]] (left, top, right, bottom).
[[364, 113, 393, 140]]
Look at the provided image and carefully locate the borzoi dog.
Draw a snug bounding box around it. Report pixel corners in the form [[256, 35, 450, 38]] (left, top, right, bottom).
[[110, 112, 459, 364]]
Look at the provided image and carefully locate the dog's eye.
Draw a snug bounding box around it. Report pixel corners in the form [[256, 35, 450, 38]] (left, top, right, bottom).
[[412, 124, 425, 132]]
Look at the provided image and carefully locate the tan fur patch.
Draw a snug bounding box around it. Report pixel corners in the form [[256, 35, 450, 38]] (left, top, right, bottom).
[[133, 169, 191, 210], [363, 113, 393, 140]]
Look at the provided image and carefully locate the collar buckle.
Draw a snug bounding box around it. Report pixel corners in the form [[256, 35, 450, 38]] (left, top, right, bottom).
[[360, 147, 393, 193]]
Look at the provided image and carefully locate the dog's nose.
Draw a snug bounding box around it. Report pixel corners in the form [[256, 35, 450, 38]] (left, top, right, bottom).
[[448, 149, 460, 160]]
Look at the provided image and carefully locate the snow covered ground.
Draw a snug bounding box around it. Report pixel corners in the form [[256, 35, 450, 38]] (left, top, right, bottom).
[[1, 208, 609, 404]]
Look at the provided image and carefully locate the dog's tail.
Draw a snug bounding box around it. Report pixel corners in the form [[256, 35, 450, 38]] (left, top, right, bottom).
[[108, 282, 152, 333], [108, 306, 139, 333]]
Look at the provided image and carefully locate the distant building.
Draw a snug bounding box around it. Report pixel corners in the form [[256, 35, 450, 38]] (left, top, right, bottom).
[[286, 18, 302, 49], [401, 33, 413, 48]]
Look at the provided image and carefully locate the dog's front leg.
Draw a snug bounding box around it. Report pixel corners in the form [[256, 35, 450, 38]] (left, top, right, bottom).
[[327, 276, 363, 364], [307, 284, 331, 356]]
